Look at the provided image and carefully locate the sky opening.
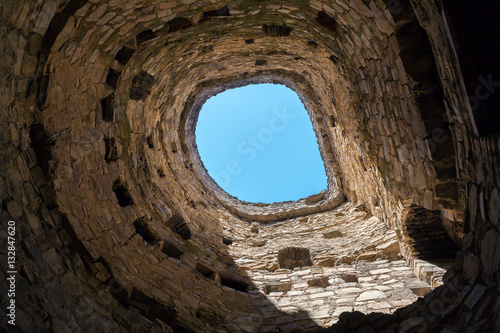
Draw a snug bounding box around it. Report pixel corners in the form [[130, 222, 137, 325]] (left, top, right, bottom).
[[195, 83, 327, 203]]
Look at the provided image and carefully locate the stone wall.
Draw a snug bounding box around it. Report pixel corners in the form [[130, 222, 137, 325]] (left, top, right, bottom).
[[222, 202, 431, 331], [0, 0, 499, 332]]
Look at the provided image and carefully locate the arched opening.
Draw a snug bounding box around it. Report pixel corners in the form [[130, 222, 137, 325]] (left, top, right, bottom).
[[195, 83, 327, 204], [181, 73, 345, 223]]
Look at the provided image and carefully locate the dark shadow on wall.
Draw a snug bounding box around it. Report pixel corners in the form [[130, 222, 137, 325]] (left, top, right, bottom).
[[440, 0, 500, 137], [401, 204, 459, 269], [10, 1, 495, 332], [3, 127, 326, 332], [14, 1, 325, 331]]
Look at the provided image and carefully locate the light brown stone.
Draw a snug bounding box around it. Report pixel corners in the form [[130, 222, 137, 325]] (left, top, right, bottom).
[[0, 1, 497, 331], [324, 230, 342, 238]]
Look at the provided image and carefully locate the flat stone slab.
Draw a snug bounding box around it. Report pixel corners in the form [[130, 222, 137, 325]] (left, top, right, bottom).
[[324, 230, 342, 238], [335, 287, 363, 295], [369, 268, 393, 275], [356, 290, 386, 301]]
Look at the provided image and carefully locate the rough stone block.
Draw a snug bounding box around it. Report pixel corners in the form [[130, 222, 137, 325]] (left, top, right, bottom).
[[464, 284, 487, 310], [6, 200, 23, 218], [410, 286, 431, 297], [263, 282, 291, 294], [481, 229, 500, 276], [307, 277, 330, 288], [357, 290, 386, 301], [42, 248, 66, 275], [324, 230, 342, 238], [33, 2, 58, 35]]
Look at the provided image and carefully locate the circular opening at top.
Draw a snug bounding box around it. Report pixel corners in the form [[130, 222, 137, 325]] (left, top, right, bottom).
[[195, 83, 327, 204]]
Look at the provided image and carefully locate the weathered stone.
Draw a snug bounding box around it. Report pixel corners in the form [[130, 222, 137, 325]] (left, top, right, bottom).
[[250, 239, 267, 247], [51, 317, 71, 333], [130, 71, 154, 100], [309, 309, 331, 319], [336, 287, 363, 295], [277, 247, 312, 269], [275, 316, 293, 324], [464, 284, 487, 310], [26, 211, 41, 233], [32, 2, 58, 35], [340, 273, 358, 283], [307, 277, 330, 288], [324, 230, 343, 238], [6, 200, 23, 218], [306, 190, 326, 204], [356, 290, 386, 301], [369, 268, 393, 275], [376, 239, 400, 254], [357, 251, 378, 260], [0, 1, 497, 332], [410, 286, 431, 297], [356, 326, 375, 333], [399, 317, 426, 333], [488, 188, 499, 225], [481, 229, 500, 276], [42, 248, 66, 275], [263, 282, 291, 294], [86, 4, 108, 22], [463, 252, 481, 283]]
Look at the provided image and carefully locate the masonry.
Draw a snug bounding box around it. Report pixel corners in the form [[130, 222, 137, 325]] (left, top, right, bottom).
[[0, 1, 499, 333]]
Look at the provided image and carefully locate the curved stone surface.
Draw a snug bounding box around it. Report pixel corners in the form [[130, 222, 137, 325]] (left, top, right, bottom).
[[0, 0, 499, 332]]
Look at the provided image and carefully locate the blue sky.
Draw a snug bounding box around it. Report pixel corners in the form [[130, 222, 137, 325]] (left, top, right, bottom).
[[195, 83, 327, 203]]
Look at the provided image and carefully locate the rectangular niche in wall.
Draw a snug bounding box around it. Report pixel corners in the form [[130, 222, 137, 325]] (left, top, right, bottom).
[[195, 263, 216, 280], [165, 213, 191, 240], [112, 179, 134, 207], [277, 247, 313, 270], [133, 217, 159, 245], [162, 240, 183, 260], [101, 95, 115, 122], [220, 274, 249, 293]]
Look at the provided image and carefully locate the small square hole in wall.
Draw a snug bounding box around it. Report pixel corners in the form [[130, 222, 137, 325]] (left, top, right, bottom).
[[329, 115, 336, 127], [157, 168, 166, 178], [222, 236, 233, 245], [167, 17, 193, 33], [101, 95, 115, 121], [105, 68, 121, 89], [204, 5, 230, 17], [147, 134, 155, 148], [316, 11, 338, 33], [133, 217, 159, 245], [220, 274, 249, 292], [136, 29, 157, 44], [307, 40, 318, 48], [162, 240, 183, 259], [112, 179, 134, 207], [195, 263, 216, 280], [115, 46, 135, 66]]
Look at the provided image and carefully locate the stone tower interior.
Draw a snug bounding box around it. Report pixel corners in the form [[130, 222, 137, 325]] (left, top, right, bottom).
[[0, 0, 499, 332]]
